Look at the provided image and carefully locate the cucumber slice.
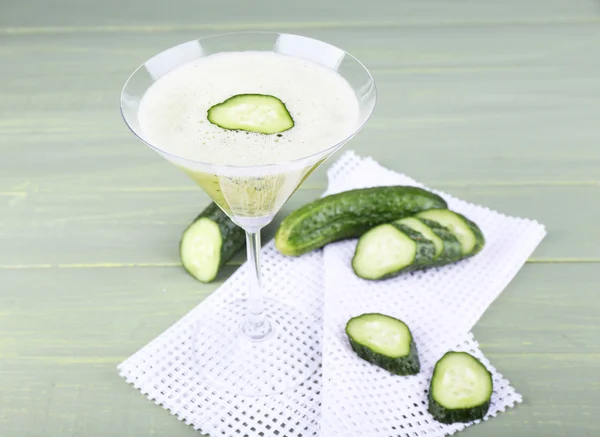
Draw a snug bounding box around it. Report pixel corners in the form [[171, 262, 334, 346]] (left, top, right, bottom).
[[428, 351, 493, 424], [416, 209, 485, 257], [180, 202, 245, 283], [395, 217, 444, 258], [396, 217, 464, 267], [393, 223, 438, 269], [207, 94, 294, 134], [417, 218, 464, 265], [346, 313, 420, 375], [275, 186, 447, 257], [351, 223, 436, 280]]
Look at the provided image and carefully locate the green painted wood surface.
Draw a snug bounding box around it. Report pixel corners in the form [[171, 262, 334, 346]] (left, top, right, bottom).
[[1, 0, 599, 435]]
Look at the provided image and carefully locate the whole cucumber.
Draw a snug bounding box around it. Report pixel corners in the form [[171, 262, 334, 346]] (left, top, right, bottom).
[[274, 186, 447, 256]]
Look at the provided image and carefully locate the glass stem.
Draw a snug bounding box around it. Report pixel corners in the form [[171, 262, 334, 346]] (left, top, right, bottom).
[[241, 229, 273, 341]]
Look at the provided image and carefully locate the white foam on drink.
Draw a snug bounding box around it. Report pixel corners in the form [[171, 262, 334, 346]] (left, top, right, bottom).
[[137, 51, 360, 167]]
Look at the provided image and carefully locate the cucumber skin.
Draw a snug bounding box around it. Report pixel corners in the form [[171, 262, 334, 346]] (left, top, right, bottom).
[[427, 352, 493, 424], [348, 336, 421, 376], [346, 316, 420, 376], [428, 394, 490, 425], [462, 215, 486, 258], [418, 218, 464, 266], [275, 186, 448, 256], [180, 202, 245, 282]]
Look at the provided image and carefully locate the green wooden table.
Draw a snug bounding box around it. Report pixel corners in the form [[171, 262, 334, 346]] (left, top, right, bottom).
[[2, 1, 599, 435]]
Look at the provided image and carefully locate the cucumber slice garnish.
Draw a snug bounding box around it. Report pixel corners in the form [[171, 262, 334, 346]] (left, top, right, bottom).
[[346, 313, 420, 375], [207, 93, 294, 134], [416, 209, 485, 257], [180, 202, 245, 283], [428, 351, 493, 424]]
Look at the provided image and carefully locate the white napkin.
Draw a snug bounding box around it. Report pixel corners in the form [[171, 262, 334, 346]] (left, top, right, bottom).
[[324, 151, 547, 337], [118, 244, 325, 436], [117, 151, 546, 437], [319, 151, 546, 436]]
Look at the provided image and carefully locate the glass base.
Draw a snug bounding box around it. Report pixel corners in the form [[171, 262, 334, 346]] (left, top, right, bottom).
[[193, 298, 321, 396]]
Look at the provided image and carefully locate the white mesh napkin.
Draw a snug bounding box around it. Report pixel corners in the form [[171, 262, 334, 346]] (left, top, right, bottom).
[[117, 151, 545, 437], [319, 151, 546, 436], [324, 151, 547, 336], [118, 244, 325, 436]]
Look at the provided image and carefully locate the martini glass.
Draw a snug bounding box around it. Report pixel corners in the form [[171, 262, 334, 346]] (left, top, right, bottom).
[[120, 32, 376, 396]]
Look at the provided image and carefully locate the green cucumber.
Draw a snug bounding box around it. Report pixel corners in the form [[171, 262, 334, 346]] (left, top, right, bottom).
[[207, 94, 294, 134], [418, 218, 464, 264], [396, 217, 463, 266], [428, 351, 493, 424], [416, 209, 485, 257], [180, 202, 245, 283], [395, 217, 444, 258], [275, 186, 447, 256], [351, 223, 436, 280], [346, 313, 420, 375]]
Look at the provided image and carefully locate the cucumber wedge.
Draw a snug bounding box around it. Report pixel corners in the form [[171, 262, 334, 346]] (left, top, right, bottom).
[[416, 209, 485, 257], [352, 223, 436, 280], [207, 94, 294, 134], [275, 186, 447, 257], [428, 351, 493, 424], [180, 202, 245, 283], [346, 313, 420, 375]]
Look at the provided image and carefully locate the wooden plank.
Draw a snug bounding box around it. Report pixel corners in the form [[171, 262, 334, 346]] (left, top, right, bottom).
[[2, 0, 598, 30], [0, 263, 598, 436], [2, 23, 600, 191], [2, 0, 600, 435], [0, 183, 597, 267]]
